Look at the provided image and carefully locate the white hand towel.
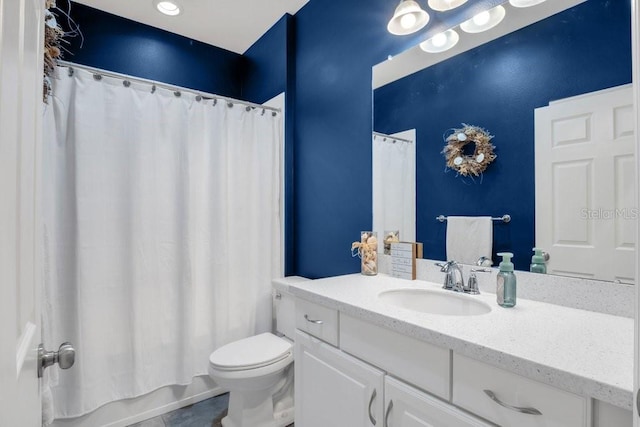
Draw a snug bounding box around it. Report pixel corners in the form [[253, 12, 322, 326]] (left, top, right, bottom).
[[446, 216, 493, 265]]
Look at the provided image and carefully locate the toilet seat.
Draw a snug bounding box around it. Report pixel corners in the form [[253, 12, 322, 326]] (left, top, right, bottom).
[[209, 332, 292, 371]]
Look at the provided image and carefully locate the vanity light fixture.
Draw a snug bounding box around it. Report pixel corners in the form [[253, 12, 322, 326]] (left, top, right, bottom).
[[387, 0, 430, 36], [508, 0, 547, 7], [419, 29, 460, 53], [460, 5, 506, 33], [428, 0, 468, 12], [154, 0, 182, 16]]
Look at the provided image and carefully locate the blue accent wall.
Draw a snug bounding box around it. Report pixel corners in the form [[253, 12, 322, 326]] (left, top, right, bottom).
[[243, 15, 290, 104], [243, 14, 297, 276], [61, 1, 244, 97], [292, 0, 422, 278], [374, 0, 631, 270]]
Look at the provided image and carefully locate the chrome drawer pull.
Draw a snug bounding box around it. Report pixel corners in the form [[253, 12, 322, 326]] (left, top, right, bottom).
[[384, 399, 393, 427], [483, 390, 542, 415], [304, 314, 324, 325], [368, 389, 377, 425]]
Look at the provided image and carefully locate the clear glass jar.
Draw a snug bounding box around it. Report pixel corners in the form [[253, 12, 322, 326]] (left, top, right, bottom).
[[360, 231, 378, 276]]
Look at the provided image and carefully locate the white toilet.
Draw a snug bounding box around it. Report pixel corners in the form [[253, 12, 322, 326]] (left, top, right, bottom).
[[208, 277, 306, 427]]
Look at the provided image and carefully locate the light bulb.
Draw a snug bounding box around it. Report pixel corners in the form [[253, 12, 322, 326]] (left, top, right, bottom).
[[400, 13, 417, 29], [473, 11, 491, 26], [431, 32, 448, 47], [509, 0, 546, 7], [155, 1, 181, 16], [420, 29, 459, 53]]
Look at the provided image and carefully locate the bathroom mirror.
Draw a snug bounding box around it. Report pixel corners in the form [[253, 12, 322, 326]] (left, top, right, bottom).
[[372, 0, 635, 283]]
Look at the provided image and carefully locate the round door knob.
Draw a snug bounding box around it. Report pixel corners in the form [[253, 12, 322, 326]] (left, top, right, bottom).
[[57, 342, 75, 370], [38, 342, 76, 378]]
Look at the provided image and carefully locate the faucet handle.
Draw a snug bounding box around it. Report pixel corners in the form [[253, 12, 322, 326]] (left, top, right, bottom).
[[435, 261, 454, 272], [466, 268, 490, 294]]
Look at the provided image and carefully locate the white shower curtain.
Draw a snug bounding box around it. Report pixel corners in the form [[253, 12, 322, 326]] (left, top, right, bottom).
[[372, 132, 416, 244], [42, 67, 282, 421]]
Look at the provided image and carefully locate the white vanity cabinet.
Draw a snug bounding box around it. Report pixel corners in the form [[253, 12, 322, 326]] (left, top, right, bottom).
[[294, 330, 384, 427], [293, 296, 632, 427]]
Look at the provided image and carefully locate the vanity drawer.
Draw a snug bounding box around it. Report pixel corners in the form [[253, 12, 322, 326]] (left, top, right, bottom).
[[340, 314, 450, 400], [295, 298, 339, 346], [452, 353, 589, 427]]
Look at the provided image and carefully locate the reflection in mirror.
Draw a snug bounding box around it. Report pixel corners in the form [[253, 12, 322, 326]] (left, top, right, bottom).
[[372, 130, 416, 253], [373, 0, 634, 283]]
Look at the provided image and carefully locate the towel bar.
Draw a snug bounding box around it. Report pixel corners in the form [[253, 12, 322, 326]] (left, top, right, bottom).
[[436, 214, 511, 223]]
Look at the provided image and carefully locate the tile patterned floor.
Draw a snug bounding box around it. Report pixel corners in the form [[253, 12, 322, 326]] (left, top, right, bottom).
[[128, 394, 229, 427], [128, 393, 294, 427]]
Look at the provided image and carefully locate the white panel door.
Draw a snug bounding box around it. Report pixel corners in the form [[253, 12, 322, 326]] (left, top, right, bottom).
[[535, 84, 635, 283], [0, 0, 44, 425], [384, 376, 491, 427], [294, 330, 384, 427]]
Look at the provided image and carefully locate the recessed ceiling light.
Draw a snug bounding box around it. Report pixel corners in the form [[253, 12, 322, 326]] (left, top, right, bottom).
[[460, 5, 506, 33], [420, 29, 460, 53], [154, 0, 181, 16], [428, 0, 468, 12], [509, 0, 547, 7]]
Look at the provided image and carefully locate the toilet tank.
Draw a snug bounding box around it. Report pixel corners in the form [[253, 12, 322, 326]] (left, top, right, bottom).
[[272, 276, 310, 340]]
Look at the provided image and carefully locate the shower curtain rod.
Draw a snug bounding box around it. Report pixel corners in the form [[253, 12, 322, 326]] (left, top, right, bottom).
[[373, 131, 413, 144], [56, 60, 281, 113]]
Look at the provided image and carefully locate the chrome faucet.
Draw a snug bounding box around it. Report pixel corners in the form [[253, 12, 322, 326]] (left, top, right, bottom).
[[436, 261, 465, 292], [466, 268, 490, 295]]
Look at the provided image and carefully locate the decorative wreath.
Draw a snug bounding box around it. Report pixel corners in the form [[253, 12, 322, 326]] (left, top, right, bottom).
[[44, 0, 65, 103], [442, 124, 497, 177]]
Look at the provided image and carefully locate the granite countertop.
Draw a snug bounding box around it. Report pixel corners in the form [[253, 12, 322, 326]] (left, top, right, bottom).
[[284, 274, 634, 410]]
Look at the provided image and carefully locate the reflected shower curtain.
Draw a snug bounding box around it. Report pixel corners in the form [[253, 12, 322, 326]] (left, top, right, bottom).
[[372, 133, 416, 243], [42, 67, 282, 421]]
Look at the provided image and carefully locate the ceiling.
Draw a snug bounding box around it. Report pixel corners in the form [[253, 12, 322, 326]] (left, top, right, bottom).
[[72, 0, 309, 54]]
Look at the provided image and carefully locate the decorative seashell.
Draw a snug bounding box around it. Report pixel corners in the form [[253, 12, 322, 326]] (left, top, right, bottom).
[[367, 236, 377, 246], [476, 153, 485, 163], [457, 133, 467, 141], [46, 13, 58, 29], [454, 156, 463, 166]]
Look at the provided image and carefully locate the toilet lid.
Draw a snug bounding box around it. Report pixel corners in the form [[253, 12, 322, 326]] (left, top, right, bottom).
[[209, 332, 292, 371]]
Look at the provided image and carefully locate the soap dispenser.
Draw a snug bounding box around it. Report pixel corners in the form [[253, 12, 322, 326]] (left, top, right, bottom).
[[496, 252, 516, 308], [530, 248, 547, 274]]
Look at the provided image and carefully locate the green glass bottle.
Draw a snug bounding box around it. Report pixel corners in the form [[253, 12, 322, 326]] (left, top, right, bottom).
[[530, 248, 547, 274], [497, 252, 516, 308]]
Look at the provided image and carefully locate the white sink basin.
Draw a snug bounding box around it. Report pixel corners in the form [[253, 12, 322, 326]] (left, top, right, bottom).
[[378, 288, 492, 316]]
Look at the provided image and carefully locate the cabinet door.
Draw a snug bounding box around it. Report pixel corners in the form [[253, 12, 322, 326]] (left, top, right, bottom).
[[295, 330, 384, 427], [385, 377, 492, 427], [453, 353, 589, 427]]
